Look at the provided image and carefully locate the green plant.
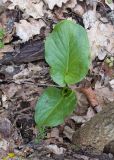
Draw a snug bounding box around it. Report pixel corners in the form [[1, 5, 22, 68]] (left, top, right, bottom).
[[105, 56, 114, 67], [0, 28, 4, 48], [35, 20, 90, 130], [35, 127, 46, 143]]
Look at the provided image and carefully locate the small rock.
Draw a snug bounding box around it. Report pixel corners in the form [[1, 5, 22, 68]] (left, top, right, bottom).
[[109, 153, 113, 159], [5, 66, 14, 73], [72, 103, 114, 151], [0, 118, 12, 138], [109, 79, 114, 89]]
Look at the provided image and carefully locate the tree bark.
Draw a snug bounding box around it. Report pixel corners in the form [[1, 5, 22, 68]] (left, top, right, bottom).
[[0, 40, 44, 65]]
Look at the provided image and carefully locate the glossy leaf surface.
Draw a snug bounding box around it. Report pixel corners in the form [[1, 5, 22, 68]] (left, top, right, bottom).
[[45, 20, 90, 86], [35, 87, 76, 128]]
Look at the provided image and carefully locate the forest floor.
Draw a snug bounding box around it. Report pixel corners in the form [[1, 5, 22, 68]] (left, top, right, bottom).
[[0, 0, 114, 159]]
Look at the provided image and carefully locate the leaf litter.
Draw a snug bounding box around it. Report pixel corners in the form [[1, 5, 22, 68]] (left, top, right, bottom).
[[15, 19, 46, 42], [0, 0, 114, 159]]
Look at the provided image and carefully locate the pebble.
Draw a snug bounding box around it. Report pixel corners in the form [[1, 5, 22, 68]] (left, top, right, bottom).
[[109, 79, 114, 89], [0, 118, 12, 138], [5, 66, 14, 73]]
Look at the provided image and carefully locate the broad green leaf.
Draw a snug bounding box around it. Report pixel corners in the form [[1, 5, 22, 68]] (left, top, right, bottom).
[[35, 87, 76, 128], [45, 20, 90, 86]]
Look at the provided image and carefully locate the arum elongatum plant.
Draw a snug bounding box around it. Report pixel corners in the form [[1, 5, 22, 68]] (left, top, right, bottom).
[[35, 20, 90, 129]]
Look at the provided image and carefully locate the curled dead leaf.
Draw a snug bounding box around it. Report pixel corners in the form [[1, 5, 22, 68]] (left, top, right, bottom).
[[80, 87, 98, 107], [46, 144, 66, 155]]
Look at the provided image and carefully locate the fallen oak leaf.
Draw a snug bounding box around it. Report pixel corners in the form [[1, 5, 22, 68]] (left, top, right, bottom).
[[15, 19, 45, 42], [4, 0, 44, 19], [80, 87, 99, 107], [44, 0, 69, 9]]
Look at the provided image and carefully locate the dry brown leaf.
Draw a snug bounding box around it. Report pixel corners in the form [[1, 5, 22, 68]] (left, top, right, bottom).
[[0, 45, 14, 53], [89, 21, 114, 59], [0, 53, 4, 60], [71, 115, 86, 123], [44, 0, 69, 9], [102, 63, 114, 78], [2, 83, 21, 99], [83, 10, 96, 29], [95, 86, 114, 106], [46, 144, 66, 155], [15, 19, 45, 42], [4, 0, 44, 19], [73, 4, 84, 16], [86, 107, 95, 121], [13, 63, 42, 81], [50, 128, 59, 139], [2, 94, 8, 109], [75, 91, 89, 116], [86, 0, 98, 10], [65, 0, 77, 8], [0, 10, 16, 43], [0, 139, 9, 151], [63, 126, 75, 141], [80, 87, 98, 107], [83, 11, 114, 60]]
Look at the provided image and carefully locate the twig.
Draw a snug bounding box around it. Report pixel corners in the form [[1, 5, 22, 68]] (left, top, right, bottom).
[[14, 106, 33, 115]]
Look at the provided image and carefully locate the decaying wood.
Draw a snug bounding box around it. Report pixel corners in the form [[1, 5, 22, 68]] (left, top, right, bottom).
[[72, 102, 114, 152], [0, 40, 44, 65]]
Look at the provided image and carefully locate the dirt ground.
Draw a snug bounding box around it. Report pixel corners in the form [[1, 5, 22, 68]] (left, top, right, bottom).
[[0, 0, 114, 159]]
